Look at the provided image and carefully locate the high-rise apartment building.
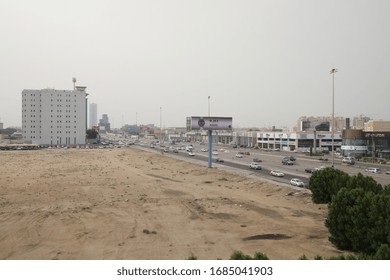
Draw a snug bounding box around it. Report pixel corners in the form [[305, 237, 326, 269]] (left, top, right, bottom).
[[89, 103, 97, 128], [22, 87, 88, 145]]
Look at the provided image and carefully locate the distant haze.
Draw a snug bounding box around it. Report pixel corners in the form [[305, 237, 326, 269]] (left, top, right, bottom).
[[1, 0, 389, 129]]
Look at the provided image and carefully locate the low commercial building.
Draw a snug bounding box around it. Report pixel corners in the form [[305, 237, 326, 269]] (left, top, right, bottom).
[[256, 131, 342, 152]]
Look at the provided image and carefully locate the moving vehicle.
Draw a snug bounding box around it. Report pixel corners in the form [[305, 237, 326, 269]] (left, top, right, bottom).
[[249, 162, 262, 170], [252, 158, 262, 162], [282, 157, 294, 165], [235, 154, 243, 158], [188, 152, 195, 156], [315, 166, 327, 171], [215, 158, 225, 162], [290, 178, 305, 187], [270, 170, 284, 177], [342, 157, 355, 165], [365, 167, 381, 174]]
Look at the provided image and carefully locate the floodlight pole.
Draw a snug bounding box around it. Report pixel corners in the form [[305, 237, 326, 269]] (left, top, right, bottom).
[[330, 68, 338, 168]]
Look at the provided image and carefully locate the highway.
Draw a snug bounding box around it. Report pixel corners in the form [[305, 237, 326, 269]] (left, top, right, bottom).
[[135, 141, 390, 187]]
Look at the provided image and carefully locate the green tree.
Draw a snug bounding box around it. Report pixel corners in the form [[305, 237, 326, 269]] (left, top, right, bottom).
[[86, 129, 98, 139], [309, 168, 350, 204], [346, 173, 382, 193], [326, 187, 390, 255]]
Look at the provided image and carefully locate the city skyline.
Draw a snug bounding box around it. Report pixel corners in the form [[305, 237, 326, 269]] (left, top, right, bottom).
[[1, 1, 389, 129]]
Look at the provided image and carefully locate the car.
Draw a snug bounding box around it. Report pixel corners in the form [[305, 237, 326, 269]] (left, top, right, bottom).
[[270, 170, 284, 177], [290, 178, 305, 187], [215, 158, 225, 162], [385, 171, 390, 175], [305, 168, 315, 173], [365, 167, 381, 174], [249, 162, 262, 170], [212, 151, 218, 155], [235, 154, 243, 158], [315, 166, 327, 171], [188, 152, 195, 156], [318, 157, 328, 161], [342, 157, 355, 165], [200, 148, 208, 152], [282, 157, 294, 165], [253, 158, 262, 162]]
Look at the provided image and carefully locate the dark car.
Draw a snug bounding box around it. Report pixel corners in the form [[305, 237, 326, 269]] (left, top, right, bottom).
[[305, 168, 315, 173], [253, 158, 262, 162], [282, 157, 294, 165]]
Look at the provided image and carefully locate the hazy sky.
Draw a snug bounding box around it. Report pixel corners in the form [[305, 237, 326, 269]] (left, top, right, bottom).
[[1, 0, 389, 129]]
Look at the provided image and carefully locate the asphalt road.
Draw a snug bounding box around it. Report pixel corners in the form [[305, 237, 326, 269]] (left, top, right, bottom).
[[136, 141, 390, 187]]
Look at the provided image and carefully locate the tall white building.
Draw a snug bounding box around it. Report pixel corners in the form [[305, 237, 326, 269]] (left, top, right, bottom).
[[22, 87, 88, 145], [89, 103, 97, 128]]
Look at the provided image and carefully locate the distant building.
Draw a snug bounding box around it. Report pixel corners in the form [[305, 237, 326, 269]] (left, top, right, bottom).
[[352, 115, 370, 129], [22, 87, 88, 145], [98, 114, 111, 132], [364, 120, 390, 132], [89, 103, 97, 128]]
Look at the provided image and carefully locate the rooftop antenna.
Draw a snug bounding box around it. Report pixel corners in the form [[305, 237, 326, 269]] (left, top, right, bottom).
[[72, 77, 77, 90]]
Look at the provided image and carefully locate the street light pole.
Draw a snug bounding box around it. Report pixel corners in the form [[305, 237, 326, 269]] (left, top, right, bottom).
[[160, 107, 162, 143], [208, 96, 210, 117], [330, 68, 338, 168]]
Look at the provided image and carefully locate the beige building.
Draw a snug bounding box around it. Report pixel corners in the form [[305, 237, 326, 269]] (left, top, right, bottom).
[[364, 120, 390, 132]]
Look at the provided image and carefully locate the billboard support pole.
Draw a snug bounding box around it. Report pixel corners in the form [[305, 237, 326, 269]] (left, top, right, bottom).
[[208, 130, 212, 168]]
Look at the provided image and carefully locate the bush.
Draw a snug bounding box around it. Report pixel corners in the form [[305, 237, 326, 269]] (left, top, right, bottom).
[[229, 251, 269, 260]]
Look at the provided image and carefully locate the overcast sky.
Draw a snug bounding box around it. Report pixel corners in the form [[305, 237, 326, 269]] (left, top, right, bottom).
[[1, 0, 389, 129]]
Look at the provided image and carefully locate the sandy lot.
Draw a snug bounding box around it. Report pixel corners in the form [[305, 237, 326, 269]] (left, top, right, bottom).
[[0, 147, 342, 260]]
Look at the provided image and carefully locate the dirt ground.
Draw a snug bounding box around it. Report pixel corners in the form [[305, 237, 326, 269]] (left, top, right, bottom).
[[0, 147, 343, 260]]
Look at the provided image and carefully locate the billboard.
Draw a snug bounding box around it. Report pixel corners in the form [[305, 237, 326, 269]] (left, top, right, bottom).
[[301, 121, 330, 131], [187, 116, 233, 131]]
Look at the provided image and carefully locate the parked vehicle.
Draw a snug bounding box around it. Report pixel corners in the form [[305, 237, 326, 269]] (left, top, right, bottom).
[[290, 178, 305, 187], [215, 158, 225, 162], [305, 168, 315, 173], [235, 154, 243, 158], [270, 170, 284, 177], [253, 158, 262, 162], [249, 162, 262, 170]]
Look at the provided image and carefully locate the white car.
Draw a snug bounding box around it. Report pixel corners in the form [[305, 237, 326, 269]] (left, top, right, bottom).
[[212, 151, 219, 155], [235, 154, 243, 158], [270, 170, 284, 177], [290, 178, 305, 187], [365, 167, 381, 174], [188, 152, 195, 156], [249, 162, 262, 170], [315, 166, 327, 171]]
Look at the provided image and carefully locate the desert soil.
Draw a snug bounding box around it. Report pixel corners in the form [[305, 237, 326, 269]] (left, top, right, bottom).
[[0, 147, 343, 260]]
